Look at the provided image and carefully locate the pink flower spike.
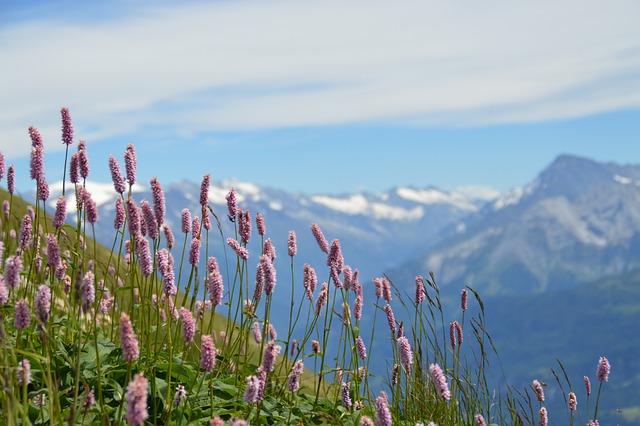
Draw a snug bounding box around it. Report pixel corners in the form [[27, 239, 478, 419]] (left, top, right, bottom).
[[119, 313, 140, 361], [200, 335, 216, 372], [150, 177, 165, 226], [597, 356, 610, 382], [109, 155, 126, 194], [226, 188, 238, 218], [199, 174, 210, 207], [126, 373, 149, 426], [14, 299, 31, 329], [124, 144, 137, 185], [181, 208, 191, 234], [429, 363, 450, 401], [53, 196, 67, 228], [61, 107, 74, 145], [256, 213, 266, 236], [310, 223, 329, 253], [288, 230, 297, 257]]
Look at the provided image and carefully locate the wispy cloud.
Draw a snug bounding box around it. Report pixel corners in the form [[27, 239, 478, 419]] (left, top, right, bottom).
[[1, 0, 639, 158]]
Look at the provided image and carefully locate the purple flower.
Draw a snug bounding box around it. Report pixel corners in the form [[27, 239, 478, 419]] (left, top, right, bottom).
[[126, 373, 149, 426], [199, 174, 210, 207], [126, 198, 141, 237], [252, 322, 262, 343], [450, 320, 463, 349], [35, 284, 51, 324], [61, 107, 74, 145], [53, 196, 67, 228], [398, 336, 413, 369], [353, 295, 363, 322], [163, 224, 175, 249], [260, 255, 276, 295], [288, 231, 297, 257], [200, 335, 216, 372], [208, 259, 223, 307], [262, 341, 281, 372], [17, 359, 31, 385], [311, 223, 329, 253], [415, 275, 426, 305], [85, 194, 98, 224], [597, 356, 610, 382], [150, 177, 165, 226], [238, 209, 251, 244], [263, 238, 276, 260], [381, 278, 392, 302], [141, 200, 158, 239], [375, 392, 392, 426], [120, 313, 140, 361], [304, 263, 317, 294], [30, 146, 44, 182], [137, 236, 153, 277], [0, 277, 7, 305], [287, 360, 304, 392], [327, 239, 344, 274], [474, 414, 487, 426], [124, 144, 137, 185], [429, 363, 450, 401], [7, 165, 15, 194], [341, 381, 352, 409], [19, 214, 32, 251], [461, 288, 468, 311], [268, 323, 277, 341], [244, 375, 261, 403], [315, 286, 328, 316], [0, 152, 4, 181], [14, 299, 30, 329], [539, 407, 548, 426], [256, 213, 266, 236], [78, 147, 90, 180], [360, 416, 374, 426], [69, 152, 79, 184], [568, 391, 577, 411], [180, 307, 196, 345], [226, 188, 238, 218], [189, 237, 201, 267], [384, 304, 396, 337], [584, 376, 591, 395], [181, 208, 191, 234], [114, 198, 125, 230], [81, 271, 95, 312], [227, 238, 249, 260], [173, 384, 186, 407], [533, 379, 545, 402], [356, 335, 367, 360], [211, 417, 225, 426], [109, 155, 126, 194]]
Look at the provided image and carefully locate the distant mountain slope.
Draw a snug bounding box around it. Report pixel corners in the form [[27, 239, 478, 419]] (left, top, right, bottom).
[[388, 154, 640, 296]]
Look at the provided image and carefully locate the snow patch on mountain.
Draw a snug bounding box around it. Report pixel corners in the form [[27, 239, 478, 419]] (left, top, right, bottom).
[[310, 194, 424, 220], [395, 187, 477, 211]]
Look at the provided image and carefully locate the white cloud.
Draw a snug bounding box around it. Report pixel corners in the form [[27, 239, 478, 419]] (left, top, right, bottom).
[[1, 0, 639, 158]]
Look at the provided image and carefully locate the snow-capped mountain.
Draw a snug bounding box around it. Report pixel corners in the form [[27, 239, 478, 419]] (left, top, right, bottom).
[[388, 154, 640, 296]]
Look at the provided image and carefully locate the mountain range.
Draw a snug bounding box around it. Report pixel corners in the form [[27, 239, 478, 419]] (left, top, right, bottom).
[[37, 153, 640, 424]]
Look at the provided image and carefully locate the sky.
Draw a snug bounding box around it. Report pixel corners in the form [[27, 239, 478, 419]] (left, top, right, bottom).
[[1, 0, 639, 196]]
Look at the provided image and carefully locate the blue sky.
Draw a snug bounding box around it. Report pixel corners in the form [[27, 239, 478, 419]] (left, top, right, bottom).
[[1, 0, 639, 196]]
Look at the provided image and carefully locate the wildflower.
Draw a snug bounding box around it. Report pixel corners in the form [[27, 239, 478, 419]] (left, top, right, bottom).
[[356, 335, 367, 360], [311, 223, 329, 253], [174, 384, 186, 406], [256, 213, 266, 236], [381, 278, 392, 302], [450, 320, 463, 349], [35, 285, 51, 324], [256, 366, 267, 400], [112, 198, 125, 230], [226, 188, 238, 218], [208, 259, 223, 307], [211, 417, 225, 426], [180, 308, 196, 345], [119, 313, 140, 361], [0, 277, 7, 305], [415, 275, 426, 304], [198, 173, 210, 207], [19, 214, 32, 251], [311, 340, 320, 353], [45, 234, 61, 270], [126, 373, 149, 426], [81, 271, 95, 312], [85, 194, 98, 224], [51, 195, 67, 228], [254, 263, 264, 299], [244, 375, 261, 403], [391, 364, 400, 385], [315, 286, 328, 316], [109, 155, 126, 194], [290, 339, 298, 356], [264, 238, 276, 260], [17, 359, 31, 385], [252, 322, 262, 343], [230, 418, 248, 426], [262, 341, 281, 372], [61, 107, 74, 145], [461, 288, 468, 311], [261, 255, 276, 295], [384, 304, 396, 337], [568, 391, 577, 411], [287, 230, 297, 257], [163, 224, 174, 249], [0, 152, 4, 180], [584, 375, 591, 395], [287, 360, 304, 392], [124, 143, 137, 185], [181, 208, 191, 234], [150, 177, 165, 226], [341, 381, 352, 409], [200, 335, 216, 372], [70, 152, 79, 184], [268, 323, 277, 341], [474, 414, 487, 426], [137, 237, 153, 277], [126, 198, 141, 237], [353, 295, 363, 321], [375, 392, 392, 426], [328, 239, 344, 274], [83, 387, 95, 413], [360, 416, 374, 426], [30, 145, 45, 182], [398, 336, 413, 370], [597, 356, 610, 382], [429, 363, 450, 401], [189, 237, 201, 267], [587, 421, 599, 426], [228, 238, 249, 260], [533, 379, 545, 402], [7, 165, 15, 194], [141, 200, 158, 239], [78, 146, 90, 179], [239, 209, 251, 244], [538, 407, 548, 426]]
